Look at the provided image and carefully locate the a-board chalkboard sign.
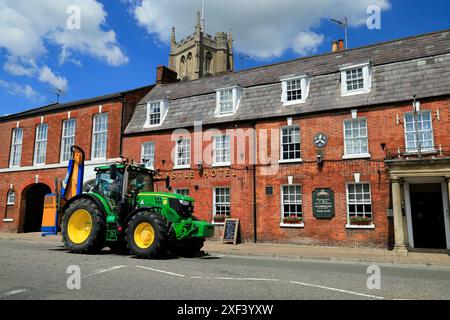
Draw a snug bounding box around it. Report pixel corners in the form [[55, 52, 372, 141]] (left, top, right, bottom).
[[222, 219, 240, 245]]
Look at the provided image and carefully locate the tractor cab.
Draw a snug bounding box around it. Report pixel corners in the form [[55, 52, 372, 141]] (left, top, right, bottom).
[[93, 164, 156, 210]]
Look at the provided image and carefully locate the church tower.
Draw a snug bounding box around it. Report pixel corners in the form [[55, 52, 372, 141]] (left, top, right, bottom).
[[169, 11, 234, 81]]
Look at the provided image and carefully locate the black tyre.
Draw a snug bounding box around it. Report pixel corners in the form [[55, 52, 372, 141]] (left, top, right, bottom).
[[174, 237, 205, 257], [126, 212, 169, 258], [61, 198, 106, 254]]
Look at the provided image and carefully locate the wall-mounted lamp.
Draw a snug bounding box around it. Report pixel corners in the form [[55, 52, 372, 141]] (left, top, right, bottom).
[[380, 143, 386, 151], [316, 152, 324, 167], [197, 161, 203, 170], [413, 95, 420, 112]]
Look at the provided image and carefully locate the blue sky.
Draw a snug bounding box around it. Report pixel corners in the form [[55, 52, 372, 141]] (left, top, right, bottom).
[[0, 0, 449, 115]]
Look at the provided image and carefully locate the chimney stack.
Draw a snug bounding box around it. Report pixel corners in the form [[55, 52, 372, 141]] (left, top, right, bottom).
[[332, 39, 345, 53], [156, 65, 179, 85]]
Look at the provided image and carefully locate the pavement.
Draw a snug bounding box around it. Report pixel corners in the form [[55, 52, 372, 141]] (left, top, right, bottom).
[[1, 231, 449, 268]]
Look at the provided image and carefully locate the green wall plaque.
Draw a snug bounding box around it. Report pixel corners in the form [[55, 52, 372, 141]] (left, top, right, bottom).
[[313, 188, 335, 219]]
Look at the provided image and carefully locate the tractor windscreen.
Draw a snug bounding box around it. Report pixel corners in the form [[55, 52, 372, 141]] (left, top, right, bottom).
[[127, 171, 154, 195]]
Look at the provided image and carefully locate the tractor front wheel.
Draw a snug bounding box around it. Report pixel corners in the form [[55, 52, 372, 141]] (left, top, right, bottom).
[[61, 198, 106, 253], [126, 212, 169, 259]]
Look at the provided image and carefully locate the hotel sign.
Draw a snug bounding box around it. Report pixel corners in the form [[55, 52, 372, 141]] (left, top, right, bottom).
[[312, 188, 335, 219], [162, 169, 238, 181]]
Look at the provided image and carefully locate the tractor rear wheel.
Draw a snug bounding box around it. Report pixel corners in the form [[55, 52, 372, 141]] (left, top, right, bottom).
[[61, 198, 106, 253], [126, 212, 169, 259]]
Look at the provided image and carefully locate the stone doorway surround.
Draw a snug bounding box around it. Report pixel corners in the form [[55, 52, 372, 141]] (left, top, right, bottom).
[[386, 158, 450, 255]]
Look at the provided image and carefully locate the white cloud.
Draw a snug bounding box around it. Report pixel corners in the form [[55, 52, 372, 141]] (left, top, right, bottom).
[[39, 66, 68, 91], [0, 79, 42, 101], [131, 0, 391, 60], [0, 0, 129, 96], [293, 31, 325, 56], [0, 0, 128, 66]]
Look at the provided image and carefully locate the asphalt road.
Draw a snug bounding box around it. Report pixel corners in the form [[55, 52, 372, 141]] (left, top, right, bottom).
[[1, 238, 449, 300]]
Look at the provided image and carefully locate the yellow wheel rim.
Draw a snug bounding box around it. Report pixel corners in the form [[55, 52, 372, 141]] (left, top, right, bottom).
[[67, 209, 93, 244], [134, 222, 155, 249]]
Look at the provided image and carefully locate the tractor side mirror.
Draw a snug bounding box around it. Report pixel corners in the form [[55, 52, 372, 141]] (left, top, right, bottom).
[[110, 164, 118, 180], [165, 176, 172, 191]]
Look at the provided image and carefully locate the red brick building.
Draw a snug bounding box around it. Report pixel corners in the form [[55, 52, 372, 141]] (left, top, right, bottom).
[[123, 30, 450, 252], [0, 86, 152, 232], [1, 29, 450, 254]]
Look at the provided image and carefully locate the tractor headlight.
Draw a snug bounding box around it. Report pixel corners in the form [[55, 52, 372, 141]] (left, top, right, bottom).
[[179, 199, 190, 206]]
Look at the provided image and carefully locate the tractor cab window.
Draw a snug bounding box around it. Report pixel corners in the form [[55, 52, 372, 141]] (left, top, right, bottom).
[[95, 170, 124, 207], [127, 171, 153, 196]]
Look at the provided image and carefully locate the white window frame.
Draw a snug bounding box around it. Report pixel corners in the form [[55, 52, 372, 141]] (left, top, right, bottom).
[[9, 128, 23, 168], [91, 113, 108, 160], [174, 138, 191, 169], [280, 185, 304, 227], [403, 110, 435, 153], [7, 189, 15, 206], [213, 135, 231, 167], [342, 117, 371, 159], [213, 187, 231, 224], [34, 123, 48, 166], [144, 100, 169, 128], [174, 188, 190, 197], [279, 125, 302, 163], [141, 142, 155, 170], [60, 119, 76, 163], [281, 75, 310, 106], [345, 182, 375, 229], [340, 62, 372, 96], [215, 86, 242, 117]]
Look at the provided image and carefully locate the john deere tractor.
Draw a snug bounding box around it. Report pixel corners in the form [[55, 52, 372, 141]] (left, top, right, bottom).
[[41, 146, 214, 258]]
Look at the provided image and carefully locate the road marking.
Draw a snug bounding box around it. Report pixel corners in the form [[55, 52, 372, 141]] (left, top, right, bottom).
[[136, 266, 186, 278], [189, 275, 278, 282], [1, 289, 27, 297], [83, 266, 126, 278], [290, 281, 384, 300], [215, 277, 278, 282]]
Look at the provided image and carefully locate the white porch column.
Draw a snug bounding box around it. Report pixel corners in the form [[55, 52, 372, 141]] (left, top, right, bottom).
[[392, 178, 408, 256]]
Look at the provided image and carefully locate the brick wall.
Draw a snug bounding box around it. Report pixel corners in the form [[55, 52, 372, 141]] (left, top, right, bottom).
[[122, 97, 450, 247], [0, 99, 125, 232]]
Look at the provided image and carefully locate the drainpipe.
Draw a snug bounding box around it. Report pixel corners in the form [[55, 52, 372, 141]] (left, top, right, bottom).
[[252, 120, 257, 243], [119, 95, 126, 158]]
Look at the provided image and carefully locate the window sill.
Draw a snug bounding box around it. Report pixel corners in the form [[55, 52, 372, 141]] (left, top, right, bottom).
[[3, 218, 14, 222], [212, 221, 225, 226], [341, 88, 371, 97], [403, 149, 437, 156], [342, 153, 371, 160], [280, 223, 304, 228], [212, 162, 231, 168], [346, 224, 375, 230], [283, 100, 306, 107], [279, 159, 303, 164], [173, 165, 191, 170], [215, 112, 237, 118], [143, 123, 163, 129]]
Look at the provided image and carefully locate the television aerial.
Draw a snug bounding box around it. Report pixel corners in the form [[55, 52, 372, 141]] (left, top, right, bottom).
[[331, 17, 349, 49]]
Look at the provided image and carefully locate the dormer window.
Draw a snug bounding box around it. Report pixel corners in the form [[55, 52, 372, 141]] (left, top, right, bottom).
[[281, 75, 309, 106], [215, 86, 242, 116], [144, 100, 169, 127], [340, 62, 372, 96]]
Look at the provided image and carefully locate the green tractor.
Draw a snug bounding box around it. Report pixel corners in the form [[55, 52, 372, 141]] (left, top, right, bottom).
[[41, 147, 214, 258]]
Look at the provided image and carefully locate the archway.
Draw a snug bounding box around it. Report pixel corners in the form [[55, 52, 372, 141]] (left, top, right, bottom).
[[21, 183, 52, 233]]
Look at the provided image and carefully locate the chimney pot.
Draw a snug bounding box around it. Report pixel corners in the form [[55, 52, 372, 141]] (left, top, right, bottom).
[[338, 39, 345, 51]]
